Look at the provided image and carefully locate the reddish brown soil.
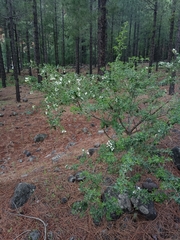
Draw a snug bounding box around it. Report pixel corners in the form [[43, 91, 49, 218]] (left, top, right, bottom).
[[0, 83, 180, 240]]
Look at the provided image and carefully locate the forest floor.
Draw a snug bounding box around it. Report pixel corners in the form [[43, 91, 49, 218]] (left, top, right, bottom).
[[1, 73, 180, 240]]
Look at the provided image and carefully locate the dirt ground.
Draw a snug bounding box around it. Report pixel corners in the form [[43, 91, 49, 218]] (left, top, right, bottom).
[[0, 82, 180, 240]]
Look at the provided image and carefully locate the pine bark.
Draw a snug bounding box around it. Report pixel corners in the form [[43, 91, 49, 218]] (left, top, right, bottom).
[[168, 0, 177, 95], [7, 0, 20, 102], [97, 0, 107, 75], [33, 0, 42, 83], [0, 43, 6, 88], [148, 0, 158, 73]]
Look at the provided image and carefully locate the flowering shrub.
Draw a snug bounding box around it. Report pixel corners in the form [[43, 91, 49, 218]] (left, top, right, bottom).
[[26, 53, 180, 221]]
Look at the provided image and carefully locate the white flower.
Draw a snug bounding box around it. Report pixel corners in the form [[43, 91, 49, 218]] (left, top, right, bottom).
[[32, 105, 35, 109], [30, 91, 33, 94], [172, 48, 178, 55], [25, 77, 29, 82], [45, 111, 48, 115], [85, 92, 87, 95], [62, 130, 66, 133], [106, 140, 115, 151]]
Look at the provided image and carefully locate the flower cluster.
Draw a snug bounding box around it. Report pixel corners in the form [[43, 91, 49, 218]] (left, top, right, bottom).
[[172, 48, 178, 55], [106, 140, 115, 151]]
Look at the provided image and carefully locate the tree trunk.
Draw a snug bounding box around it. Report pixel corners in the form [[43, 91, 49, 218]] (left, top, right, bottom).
[[89, 0, 93, 74], [168, 0, 177, 95], [148, 0, 158, 74], [14, 24, 21, 74], [97, 0, 107, 75], [33, 0, 42, 83], [26, 27, 32, 76], [175, 14, 180, 52], [0, 43, 6, 88], [62, 5, 65, 66], [75, 36, 80, 74], [4, 19, 10, 73], [7, 0, 20, 102], [54, 0, 59, 66], [40, 0, 46, 63]]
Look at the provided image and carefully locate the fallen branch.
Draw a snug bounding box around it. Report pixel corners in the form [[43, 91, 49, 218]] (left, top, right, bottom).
[[8, 212, 47, 240]]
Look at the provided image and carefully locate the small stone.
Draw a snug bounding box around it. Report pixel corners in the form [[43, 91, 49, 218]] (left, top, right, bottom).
[[47, 231, 54, 240], [27, 230, 40, 240], [98, 130, 104, 134], [36, 148, 41, 152], [171, 146, 180, 170], [28, 156, 36, 162], [61, 197, 68, 204], [82, 127, 89, 133], [66, 142, 76, 149], [34, 133, 47, 143], [0, 113, 4, 117], [88, 148, 98, 156], [142, 178, 158, 192], [52, 153, 65, 162], [0, 122, 4, 126], [10, 112, 18, 116], [94, 143, 100, 148], [23, 150, 31, 157], [19, 159, 23, 163], [1, 107, 5, 111], [23, 98, 28, 102], [91, 123, 95, 127], [68, 175, 76, 183], [75, 171, 86, 181], [17, 104, 21, 108]]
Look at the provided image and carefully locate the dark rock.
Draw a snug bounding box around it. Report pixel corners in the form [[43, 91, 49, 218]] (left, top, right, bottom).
[[75, 171, 86, 181], [47, 231, 54, 240], [131, 195, 157, 220], [34, 133, 47, 143], [142, 178, 158, 192], [88, 148, 98, 156], [23, 150, 31, 157], [1, 107, 5, 111], [171, 147, 180, 170], [102, 186, 130, 220], [10, 182, 36, 209], [68, 175, 76, 183], [10, 112, 18, 116], [91, 123, 95, 127], [26, 230, 40, 240], [66, 142, 76, 149], [61, 197, 68, 204]]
